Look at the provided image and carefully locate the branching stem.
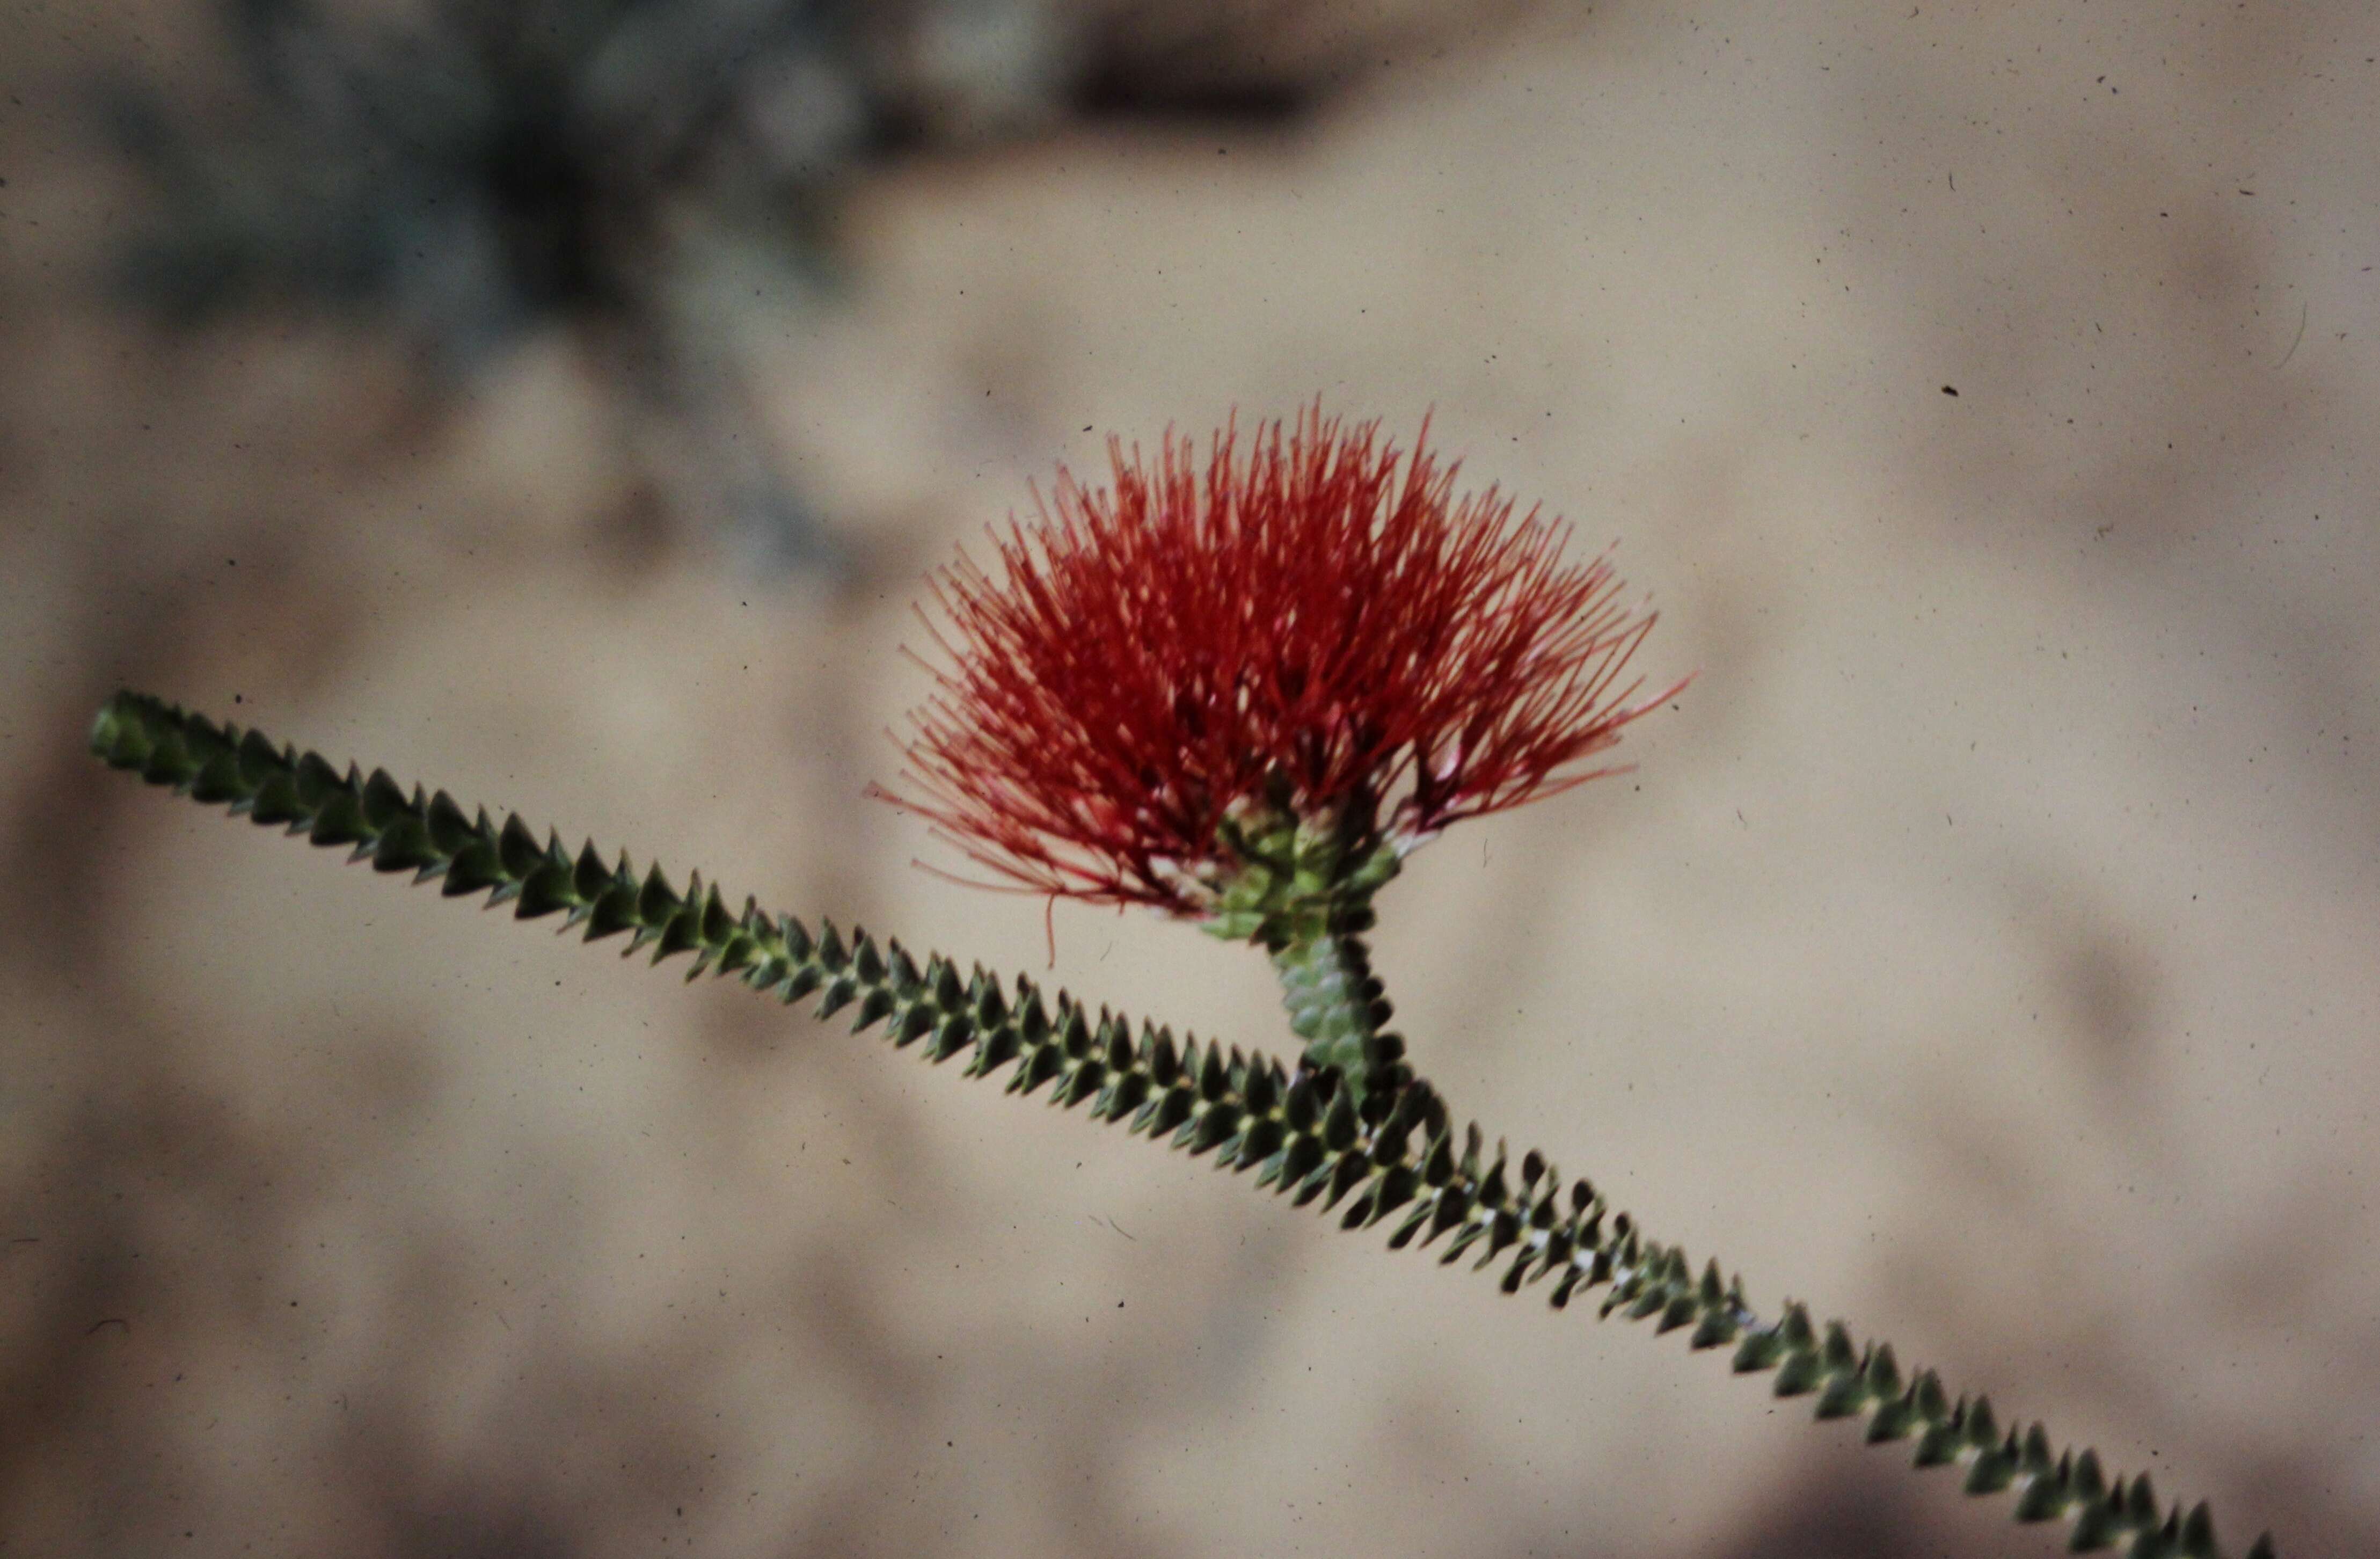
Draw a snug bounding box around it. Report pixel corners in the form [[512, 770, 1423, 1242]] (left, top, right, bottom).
[[86, 690, 2275, 1559]]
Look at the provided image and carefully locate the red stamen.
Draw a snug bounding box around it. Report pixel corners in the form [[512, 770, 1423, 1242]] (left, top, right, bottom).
[[870, 405, 1684, 913]]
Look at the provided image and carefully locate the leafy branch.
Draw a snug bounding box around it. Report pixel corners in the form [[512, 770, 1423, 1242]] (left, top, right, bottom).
[[90, 689, 2273, 1559]]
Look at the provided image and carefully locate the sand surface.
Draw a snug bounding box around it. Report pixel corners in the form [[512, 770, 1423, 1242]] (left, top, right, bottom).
[[4, 4, 2376, 1555]]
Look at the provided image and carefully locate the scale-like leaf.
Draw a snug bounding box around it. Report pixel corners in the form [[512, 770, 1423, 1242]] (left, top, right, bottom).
[[88, 690, 2275, 1559]]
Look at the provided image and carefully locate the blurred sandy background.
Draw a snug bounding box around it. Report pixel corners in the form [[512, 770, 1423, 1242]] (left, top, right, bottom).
[[4, 2, 2377, 1555]]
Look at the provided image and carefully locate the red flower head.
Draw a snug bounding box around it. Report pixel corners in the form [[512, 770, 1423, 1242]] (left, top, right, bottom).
[[875, 406, 1682, 924]]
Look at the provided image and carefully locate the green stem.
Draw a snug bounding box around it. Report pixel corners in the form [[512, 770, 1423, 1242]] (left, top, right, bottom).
[[87, 690, 2276, 1559], [1268, 925, 1409, 1111]]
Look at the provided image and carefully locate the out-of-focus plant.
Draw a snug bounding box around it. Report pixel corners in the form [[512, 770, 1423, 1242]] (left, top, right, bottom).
[[94, 0, 1510, 570], [96, 0, 1076, 570], [91, 407, 2279, 1558]]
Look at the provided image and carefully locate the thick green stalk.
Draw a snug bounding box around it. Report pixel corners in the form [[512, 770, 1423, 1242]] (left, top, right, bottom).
[[1268, 924, 1409, 1111], [1200, 798, 1412, 1108], [86, 690, 2275, 1559]]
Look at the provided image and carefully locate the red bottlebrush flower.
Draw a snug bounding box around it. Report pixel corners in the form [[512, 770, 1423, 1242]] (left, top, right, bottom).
[[874, 407, 1683, 917]]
